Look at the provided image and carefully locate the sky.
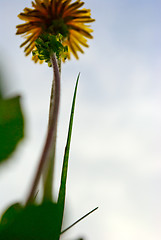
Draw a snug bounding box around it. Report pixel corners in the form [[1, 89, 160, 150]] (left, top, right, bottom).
[[0, 0, 161, 239]]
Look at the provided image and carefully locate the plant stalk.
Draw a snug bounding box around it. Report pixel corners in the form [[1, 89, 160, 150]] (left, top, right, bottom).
[[43, 57, 62, 201], [26, 53, 60, 205]]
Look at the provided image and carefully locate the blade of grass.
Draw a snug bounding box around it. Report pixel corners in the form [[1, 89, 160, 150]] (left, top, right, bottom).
[[57, 73, 80, 231], [60, 207, 98, 235]]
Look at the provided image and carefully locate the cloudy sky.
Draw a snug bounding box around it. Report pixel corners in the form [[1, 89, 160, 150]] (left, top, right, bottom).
[[0, 0, 161, 239]]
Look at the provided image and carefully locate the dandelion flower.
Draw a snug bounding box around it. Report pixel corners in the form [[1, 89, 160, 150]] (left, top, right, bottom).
[[16, 0, 95, 62]]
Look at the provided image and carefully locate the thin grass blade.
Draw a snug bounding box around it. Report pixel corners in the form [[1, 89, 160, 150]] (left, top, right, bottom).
[[57, 73, 80, 231]]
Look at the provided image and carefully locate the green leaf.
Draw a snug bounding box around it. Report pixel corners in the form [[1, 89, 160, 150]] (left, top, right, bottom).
[[0, 96, 24, 162], [0, 203, 23, 228], [57, 74, 80, 230], [0, 202, 61, 240]]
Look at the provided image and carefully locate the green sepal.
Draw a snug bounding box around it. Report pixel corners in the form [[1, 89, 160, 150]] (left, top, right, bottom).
[[32, 33, 68, 66]]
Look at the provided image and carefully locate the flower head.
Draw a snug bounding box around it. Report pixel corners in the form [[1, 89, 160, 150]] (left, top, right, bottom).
[[16, 0, 95, 63]]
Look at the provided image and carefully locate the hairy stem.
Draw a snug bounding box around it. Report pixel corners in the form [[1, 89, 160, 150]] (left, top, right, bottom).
[[26, 53, 60, 205], [43, 57, 61, 201]]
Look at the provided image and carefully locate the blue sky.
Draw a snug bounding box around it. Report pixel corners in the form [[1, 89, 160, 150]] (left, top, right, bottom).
[[0, 0, 161, 239]]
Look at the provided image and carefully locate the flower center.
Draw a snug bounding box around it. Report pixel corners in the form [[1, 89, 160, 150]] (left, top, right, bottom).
[[47, 19, 69, 39]]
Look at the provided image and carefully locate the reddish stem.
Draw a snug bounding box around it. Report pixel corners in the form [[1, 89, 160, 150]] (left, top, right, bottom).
[[26, 54, 60, 205]]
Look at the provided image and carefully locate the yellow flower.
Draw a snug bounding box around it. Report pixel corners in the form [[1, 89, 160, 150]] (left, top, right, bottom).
[[16, 0, 95, 62]]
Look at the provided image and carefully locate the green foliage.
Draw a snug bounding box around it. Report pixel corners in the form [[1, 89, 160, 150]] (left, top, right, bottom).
[[0, 202, 61, 240], [0, 203, 23, 228], [0, 75, 80, 239], [0, 69, 97, 239], [32, 33, 68, 66], [58, 74, 80, 228], [0, 96, 24, 162]]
